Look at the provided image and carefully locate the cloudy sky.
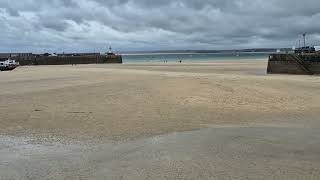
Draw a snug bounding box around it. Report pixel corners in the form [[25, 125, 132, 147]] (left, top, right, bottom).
[[1, 0, 320, 53]]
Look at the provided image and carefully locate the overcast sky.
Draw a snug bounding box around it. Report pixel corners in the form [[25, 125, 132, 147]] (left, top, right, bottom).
[[1, 0, 320, 53]]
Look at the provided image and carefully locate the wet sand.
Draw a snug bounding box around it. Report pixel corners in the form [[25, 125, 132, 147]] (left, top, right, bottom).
[[1, 60, 320, 179], [1, 127, 320, 180]]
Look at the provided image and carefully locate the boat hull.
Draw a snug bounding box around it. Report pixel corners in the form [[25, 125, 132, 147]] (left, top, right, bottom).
[[0, 66, 17, 71]]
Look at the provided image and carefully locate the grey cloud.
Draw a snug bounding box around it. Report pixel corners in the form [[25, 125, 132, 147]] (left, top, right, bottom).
[[41, 19, 69, 31], [0, 0, 320, 52], [5, 7, 19, 17]]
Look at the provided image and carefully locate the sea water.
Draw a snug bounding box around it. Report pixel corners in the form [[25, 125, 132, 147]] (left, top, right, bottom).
[[122, 52, 269, 63]]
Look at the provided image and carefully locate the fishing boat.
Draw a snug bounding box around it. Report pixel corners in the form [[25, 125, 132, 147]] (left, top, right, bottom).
[[0, 59, 19, 71]]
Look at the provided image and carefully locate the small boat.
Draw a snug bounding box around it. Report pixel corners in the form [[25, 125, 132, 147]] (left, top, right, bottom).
[[0, 59, 19, 71]]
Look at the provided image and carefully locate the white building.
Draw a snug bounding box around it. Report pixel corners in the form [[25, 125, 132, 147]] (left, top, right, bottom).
[[314, 46, 320, 51]]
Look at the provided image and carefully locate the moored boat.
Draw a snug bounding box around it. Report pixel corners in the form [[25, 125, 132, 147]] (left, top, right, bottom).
[[0, 59, 19, 71]]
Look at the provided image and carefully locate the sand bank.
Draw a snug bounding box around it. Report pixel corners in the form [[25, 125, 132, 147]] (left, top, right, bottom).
[[1, 60, 320, 179], [1, 60, 319, 140]]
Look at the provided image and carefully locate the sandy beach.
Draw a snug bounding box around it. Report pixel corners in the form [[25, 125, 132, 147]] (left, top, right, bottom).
[[1, 60, 320, 179]]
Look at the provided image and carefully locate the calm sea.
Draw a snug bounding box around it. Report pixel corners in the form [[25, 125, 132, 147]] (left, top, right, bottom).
[[122, 52, 270, 63]]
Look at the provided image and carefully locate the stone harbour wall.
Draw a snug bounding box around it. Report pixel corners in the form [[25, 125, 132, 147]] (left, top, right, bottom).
[[267, 54, 320, 75], [16, 55, 122, 66]]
